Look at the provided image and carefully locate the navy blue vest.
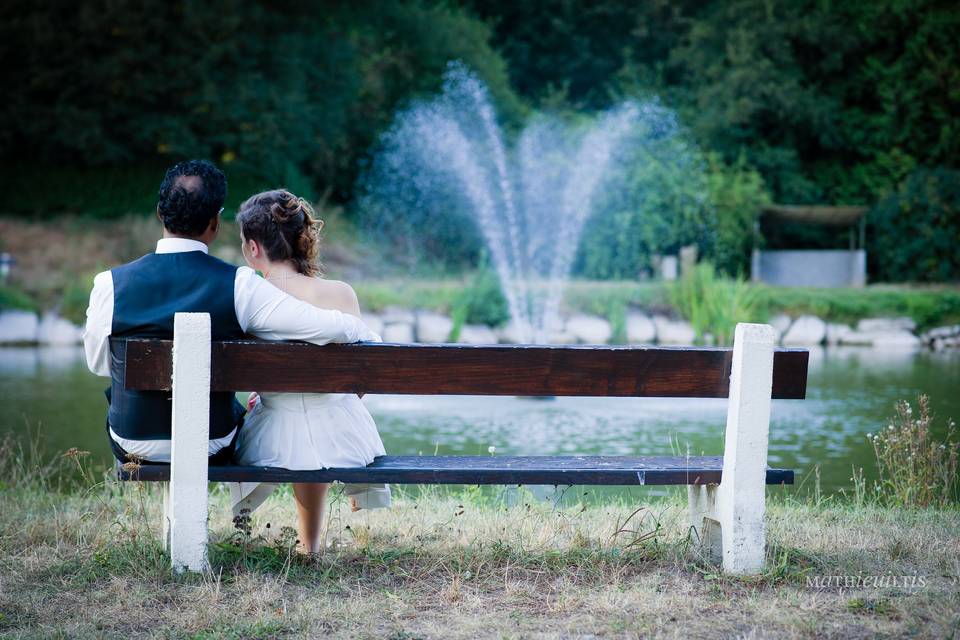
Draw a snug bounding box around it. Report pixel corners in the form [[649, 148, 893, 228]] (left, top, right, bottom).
[[108, 250, 245, 441]]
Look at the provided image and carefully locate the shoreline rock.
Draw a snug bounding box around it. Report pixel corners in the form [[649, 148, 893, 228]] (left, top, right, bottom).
[[380, 322, 414, 343], [769, 313, 793, 339], [782, 315, 827, 346], [363, 314, 384, 336], [856, 317, 917, 333], [0, 310, 40, 344], [626, 312, 656, 343], [494, 321, 527, 344], [37, 312, 83, 345], [458, 324, 498, 344], [921, 324, 960, 351], [415, 311, 453, 343], [566, 314, 612, 344], [652, 316, 696, 344], [825, 322, 853, 346], [1, 304, 956, 352]]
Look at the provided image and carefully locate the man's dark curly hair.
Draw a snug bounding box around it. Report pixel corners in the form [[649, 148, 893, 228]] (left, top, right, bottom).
[[157, 160, 227, 237]]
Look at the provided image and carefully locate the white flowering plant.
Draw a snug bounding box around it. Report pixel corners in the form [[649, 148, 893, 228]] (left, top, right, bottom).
[[868, 395, 958, 508]]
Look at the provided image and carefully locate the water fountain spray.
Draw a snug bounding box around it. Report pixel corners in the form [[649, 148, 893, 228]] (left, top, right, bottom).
[[362, 62, 682, 342]]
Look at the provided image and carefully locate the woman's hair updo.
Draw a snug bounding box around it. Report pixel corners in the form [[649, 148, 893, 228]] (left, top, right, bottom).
[[236, 189, 323, 276]]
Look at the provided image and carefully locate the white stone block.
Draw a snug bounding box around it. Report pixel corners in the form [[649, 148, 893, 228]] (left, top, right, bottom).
[[718, 323, 775, 574], [381, 322, 414, 343], [415, 312, 453, 343], [936, 336, 960, 350], [625, 312, 656, 343], [653, 316, 696, 344], [856, 316, 916, 333], [36, 313, 82, 345], [688, 323, 776, 575], [169, 313, 212, 573], [380, 306, 415, 325], [362, 314, 384, 336], [566, 314, 612, 344], [495, 321, 527, 344], [838, 330, 873, 346], [921, 324, 960, 342], [458, 324, 498, 344], [0, 310, 38, 343], [869, 330, 921, 349], [768, 313, 792, 339], [781, 315, 826, 346], [840, 329, 921, 349], [547, 331, 577, 345], [825, 322, 853, 346]]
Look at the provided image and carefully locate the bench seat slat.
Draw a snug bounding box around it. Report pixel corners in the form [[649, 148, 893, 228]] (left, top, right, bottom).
[[118, 455, 794, 485]]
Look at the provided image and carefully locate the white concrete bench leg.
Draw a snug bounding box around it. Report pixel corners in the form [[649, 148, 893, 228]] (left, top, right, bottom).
[[688, 322, 776, 574], [161, 482, 171, 551], [687, 484, 720, 562], [168, 312, 212, 573]]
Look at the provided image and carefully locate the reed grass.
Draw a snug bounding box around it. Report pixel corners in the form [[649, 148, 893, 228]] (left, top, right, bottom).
[[668, 262, 763, 345]]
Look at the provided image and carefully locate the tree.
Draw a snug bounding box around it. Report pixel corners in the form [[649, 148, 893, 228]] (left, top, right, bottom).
[[0, 0, 521, 207]]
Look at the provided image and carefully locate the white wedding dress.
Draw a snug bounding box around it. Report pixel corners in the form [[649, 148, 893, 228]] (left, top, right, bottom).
[[231, 391, 391, 515]]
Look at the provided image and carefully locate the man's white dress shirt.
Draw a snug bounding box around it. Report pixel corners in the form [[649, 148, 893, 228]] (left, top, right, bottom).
[[84, 237, 380, 462]]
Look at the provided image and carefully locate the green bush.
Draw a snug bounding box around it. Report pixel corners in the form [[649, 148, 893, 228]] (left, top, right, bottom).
[[576, 128, 710, 280], [706, 153, 770, 277], [1, 1, 521, 208], [0, 285, 36, 312], [759, 286, 960, 330], [869, 167, 960, 283], [59, 272, 100, 325], [355, 280, 465, 314], [576, 148, 770, 281], [450, 269, 510, 333]]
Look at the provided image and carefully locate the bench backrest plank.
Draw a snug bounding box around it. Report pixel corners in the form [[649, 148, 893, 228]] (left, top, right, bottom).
[[122, 340, 808, 399]]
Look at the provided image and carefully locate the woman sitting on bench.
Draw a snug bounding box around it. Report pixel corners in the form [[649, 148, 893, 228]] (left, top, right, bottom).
[[232, 189, 391, 553]]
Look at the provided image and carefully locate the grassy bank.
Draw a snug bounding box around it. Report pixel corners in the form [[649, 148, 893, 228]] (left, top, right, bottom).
[[2, 216, 960, 333], [354, 278, 960, 333], [1, 451, 958, 638]]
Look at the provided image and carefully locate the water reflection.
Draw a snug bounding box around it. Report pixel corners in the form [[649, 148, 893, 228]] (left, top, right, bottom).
[[2, 345, 957, 495]]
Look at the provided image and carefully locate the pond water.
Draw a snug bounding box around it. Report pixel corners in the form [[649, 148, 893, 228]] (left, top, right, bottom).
[[2, 346, 958, 497]]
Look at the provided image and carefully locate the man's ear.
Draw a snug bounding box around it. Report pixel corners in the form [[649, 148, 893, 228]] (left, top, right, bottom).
[[205, 211, 221, 242]]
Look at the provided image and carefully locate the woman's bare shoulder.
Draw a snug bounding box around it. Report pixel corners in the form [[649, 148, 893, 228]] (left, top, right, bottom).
[[310, 278, 357, 299], [304, 278, 360, 315]]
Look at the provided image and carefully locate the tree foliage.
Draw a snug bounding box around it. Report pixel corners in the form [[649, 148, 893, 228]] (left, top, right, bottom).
[[0, 0, 520, 204], [869, 168, 960, 283], [474, 0, 960, 208], [0, 0, 956, 282]]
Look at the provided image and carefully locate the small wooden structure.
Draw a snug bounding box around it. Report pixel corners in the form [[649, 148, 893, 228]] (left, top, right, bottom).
[[118, 313, 809, 575], [752, 205, 868, 287]]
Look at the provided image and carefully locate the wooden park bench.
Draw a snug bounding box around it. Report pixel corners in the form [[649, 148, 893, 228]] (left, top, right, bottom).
[[117, 313, 808, 575]]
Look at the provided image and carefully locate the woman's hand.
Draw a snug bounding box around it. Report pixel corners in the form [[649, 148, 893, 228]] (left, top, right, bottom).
[[247, 392, 259, 411]]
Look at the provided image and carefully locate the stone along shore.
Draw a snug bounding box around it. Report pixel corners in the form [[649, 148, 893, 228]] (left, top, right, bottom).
[[1, 307, 958, 350]]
